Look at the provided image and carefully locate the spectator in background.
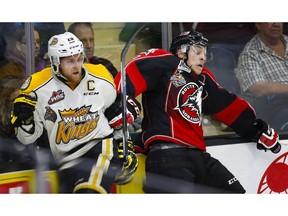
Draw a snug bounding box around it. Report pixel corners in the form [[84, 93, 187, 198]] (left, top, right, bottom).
[[6, 26, 45, 79], [195, 23, 256, 94], [0, 23, 65, 68], [0, 60, 35, 170], [67, 22, 118, 77], [236, 22, 288, 130], [0, 23, 19, 63], [33, 22, 65, 64]]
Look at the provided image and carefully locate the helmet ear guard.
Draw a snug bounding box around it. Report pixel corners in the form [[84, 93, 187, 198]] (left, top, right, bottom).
[[178, 44, 190, 60], [180, 44, 188, 53], [50, 56, 60, 67]]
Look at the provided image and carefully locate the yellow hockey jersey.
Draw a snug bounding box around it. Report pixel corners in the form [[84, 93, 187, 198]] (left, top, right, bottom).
[[16, 63, 116, 168]]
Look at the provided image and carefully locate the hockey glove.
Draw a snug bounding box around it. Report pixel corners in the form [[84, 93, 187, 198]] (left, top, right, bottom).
[[11, 92, 37, 127], [105, 94, 141, 129], [114, 139, 138, 185], [253, 119, 281, 153]]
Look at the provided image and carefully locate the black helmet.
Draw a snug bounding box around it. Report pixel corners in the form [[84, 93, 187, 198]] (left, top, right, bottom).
[[170, 31, 208, 55]]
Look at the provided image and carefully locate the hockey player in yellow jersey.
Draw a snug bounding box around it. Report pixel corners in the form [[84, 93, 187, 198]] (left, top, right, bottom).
[[11, 32, 140, 193]]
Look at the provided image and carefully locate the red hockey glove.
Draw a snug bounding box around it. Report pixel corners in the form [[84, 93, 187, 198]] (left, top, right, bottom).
[[114, 139, 138, 185], [105, 94, 141, 129], [107, 109, 135, 129], [253, 119, 281, 153]]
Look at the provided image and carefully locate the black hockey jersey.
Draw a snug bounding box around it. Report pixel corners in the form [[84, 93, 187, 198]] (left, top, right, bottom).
[[115, 48, 258, 152]]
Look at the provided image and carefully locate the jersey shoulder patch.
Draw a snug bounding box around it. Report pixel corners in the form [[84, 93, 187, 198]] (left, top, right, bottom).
[[20, 68, 53, 93], [84, 63, 115, 85]]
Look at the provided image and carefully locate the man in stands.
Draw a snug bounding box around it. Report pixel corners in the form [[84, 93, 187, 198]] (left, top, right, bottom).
[[68, 22, 118, 77]]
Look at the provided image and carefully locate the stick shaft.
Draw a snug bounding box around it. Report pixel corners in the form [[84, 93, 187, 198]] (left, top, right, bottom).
[[120, 23, 148, 162]]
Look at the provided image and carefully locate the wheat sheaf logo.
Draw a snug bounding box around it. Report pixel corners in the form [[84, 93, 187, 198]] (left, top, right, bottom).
[[56, 105, 99, 144], [49, 37, 58, 46]]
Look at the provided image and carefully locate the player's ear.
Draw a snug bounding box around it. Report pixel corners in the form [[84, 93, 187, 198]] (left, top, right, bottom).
[[176, 48, 185, 59]]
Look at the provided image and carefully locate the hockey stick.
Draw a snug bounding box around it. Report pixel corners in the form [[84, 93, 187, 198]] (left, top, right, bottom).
[[120, 23, 148, 162]]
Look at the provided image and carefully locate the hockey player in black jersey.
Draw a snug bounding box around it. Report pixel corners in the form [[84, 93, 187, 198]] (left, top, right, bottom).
[[114, 31, 281, 193]]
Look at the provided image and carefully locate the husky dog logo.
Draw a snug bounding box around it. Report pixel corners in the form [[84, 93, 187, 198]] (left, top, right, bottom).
[[174, 82, 203, 124], [49, 37, 58, 46]]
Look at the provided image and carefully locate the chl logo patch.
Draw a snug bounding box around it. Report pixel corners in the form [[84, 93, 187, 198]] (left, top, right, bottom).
[[48, 90, 65, 105], [174, 82, 203, 124]]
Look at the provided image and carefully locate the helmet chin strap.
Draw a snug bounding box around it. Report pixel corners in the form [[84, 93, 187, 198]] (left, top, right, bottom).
[[185, 59, 197, 74], [183, 52, 197, 74], [56, 72, 68, 81], [179, 49, 196, 74], [52, 65, 68, 81], [183, 55, 194, 72], [189, 64, 196, 72]]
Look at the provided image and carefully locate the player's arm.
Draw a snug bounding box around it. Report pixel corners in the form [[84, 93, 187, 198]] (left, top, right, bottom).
[[114, 49, 180, 98], [251, 119, 281, 154], [11, 91, 43, 144], [104, 93, 141, 130], [202, 72, 281, 154]]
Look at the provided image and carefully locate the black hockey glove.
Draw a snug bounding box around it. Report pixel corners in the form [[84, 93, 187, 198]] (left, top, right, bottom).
[[253, 119, 281, 154], [105, 94, 141, 129], [11, 92, 37, 127], [114, 139, 138, 185]]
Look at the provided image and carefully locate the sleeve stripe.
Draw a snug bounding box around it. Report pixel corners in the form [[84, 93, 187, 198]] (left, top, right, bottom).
[[213, 97, 250, 126]]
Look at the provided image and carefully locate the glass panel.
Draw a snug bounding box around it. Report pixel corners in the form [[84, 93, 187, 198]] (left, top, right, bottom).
[[0, 22, 37, 176], [1, 22, 288, 193]]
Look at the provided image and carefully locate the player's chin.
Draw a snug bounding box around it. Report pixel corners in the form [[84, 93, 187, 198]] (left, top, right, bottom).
[[191, 64, 203, 75], [193, 68, 202, 75], [69, 73, 82, 83]]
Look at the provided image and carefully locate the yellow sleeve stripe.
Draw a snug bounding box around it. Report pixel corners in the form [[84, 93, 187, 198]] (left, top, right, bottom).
[[14, 96, 37, 106], [84, 63, 115, 88]]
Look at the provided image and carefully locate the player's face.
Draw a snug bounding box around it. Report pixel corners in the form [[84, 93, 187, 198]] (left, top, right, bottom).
[[60, 54, 84, 84], [186, 45, 207, 75]]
